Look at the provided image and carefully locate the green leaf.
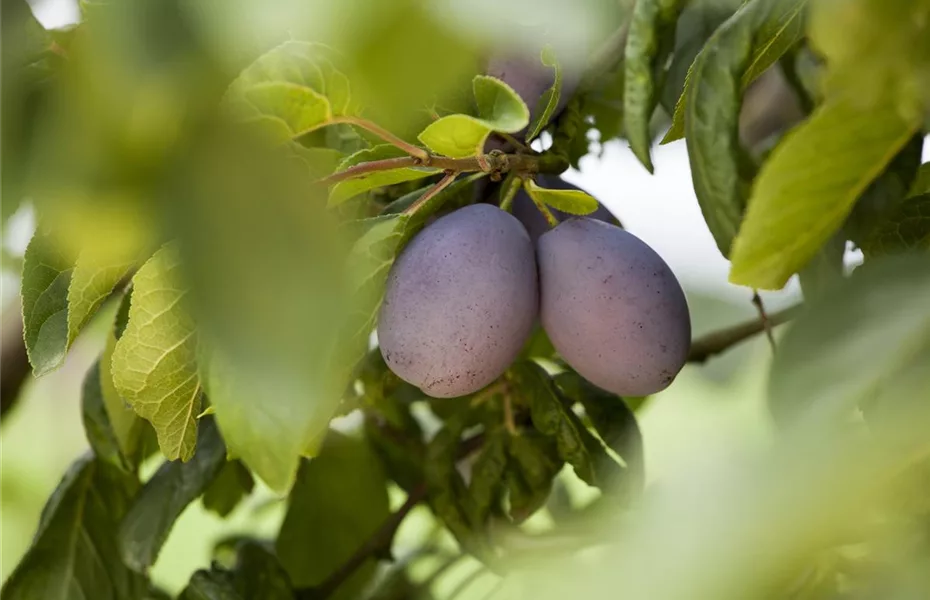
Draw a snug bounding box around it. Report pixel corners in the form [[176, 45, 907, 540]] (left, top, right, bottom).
[[523, 179, 598, 216], [202, 461, 255, 518], [112, 244, 202, 461], [844, 135, 924, 247], [910, 163, 930, 197], [861, 195, 930, 257], [118, 417, 227, 572], [328, 145, 440, 206], [21, 228, 74, 376], [681, 0, 809, 256], [769, 256, 930, 426], [99, 300, 146, 469], [624, 0, 687, 171], [83, 360, 134, 473], [524, 47, 562, 141], [180, 541, 293, 600], [729, 96, 920, 289], [797, 234, 845, 303], [424, 417, 482, 553], [505, 431, 562, 523], [67, 250, 134, 347], [276, 432, 389, 599], [468, 431, 508, 525], [510, 361, 611, 488], [288, 144, 346, 180], [555, 371, 644, 496], [0, 455, 150, 600], [225, 41, 354, 143], [664, 0, 808, 144], [418, 75, 530, 158]]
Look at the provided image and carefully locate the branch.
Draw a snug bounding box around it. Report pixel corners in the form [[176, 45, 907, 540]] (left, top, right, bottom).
[[402, 171, 457, 216], [687, 304, 802, 364], [293, 432, 485, 599], [329, 116, 430, 161]]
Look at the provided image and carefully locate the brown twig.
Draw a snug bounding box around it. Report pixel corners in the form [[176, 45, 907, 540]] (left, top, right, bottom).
[[751, 291, 777, 351], [687, 304, 801, 364], [329, 116, 430, 161]]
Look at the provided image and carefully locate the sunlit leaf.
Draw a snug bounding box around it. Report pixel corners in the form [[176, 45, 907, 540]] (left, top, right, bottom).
[[525, 47, 562, 142], [729, 96, 920, 289], [524, 179, 598, 216], [112, 244, 202, 461], [328, 145, 440, 206], [418, 75, 530, 158]]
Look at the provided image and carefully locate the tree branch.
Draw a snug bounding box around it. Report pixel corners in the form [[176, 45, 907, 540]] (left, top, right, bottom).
[[402, 171, 457, 216], [329, 116, 430, 161], [687, 304, 802, 364]]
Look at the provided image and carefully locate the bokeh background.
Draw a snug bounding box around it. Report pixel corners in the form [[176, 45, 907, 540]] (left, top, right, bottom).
[[3, 0, 930, 596]]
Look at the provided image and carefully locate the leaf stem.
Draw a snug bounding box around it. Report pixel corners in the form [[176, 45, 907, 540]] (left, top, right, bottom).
[[751, 291, 777, 351], [529, 193, 559, 228], [687, 304, 801, 363], [497, 174, 523, 213], [403, 171, 458, 216], [330, 116, 430, 161]]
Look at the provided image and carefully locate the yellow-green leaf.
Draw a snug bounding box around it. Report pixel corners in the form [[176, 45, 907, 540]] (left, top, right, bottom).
[[111, 244, 201, 462], [729, 96, 920, 289], [524, 179, 598, 216], [328, 145, 440, 205], [67, 251, 134, 346], [525, 47, 562, 142]]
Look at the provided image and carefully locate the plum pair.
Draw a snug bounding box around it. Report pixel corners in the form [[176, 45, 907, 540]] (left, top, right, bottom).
[[377, 202, 691, 399]]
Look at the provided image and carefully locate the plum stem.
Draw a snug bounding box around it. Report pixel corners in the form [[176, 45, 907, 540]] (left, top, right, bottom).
[[497, 174, 523, 213], [751, 291, 777, 351], [329, 116, 430, 161], [528, 192, 559, 228], [402, 171, 457, 216]]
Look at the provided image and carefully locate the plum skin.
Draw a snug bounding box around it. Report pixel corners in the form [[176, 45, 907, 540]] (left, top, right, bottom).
[[378, 204, 538, 398], [538, 218, 691, 396]]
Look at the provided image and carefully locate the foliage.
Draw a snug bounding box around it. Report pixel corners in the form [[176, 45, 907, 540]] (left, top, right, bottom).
[[3, 0, 930, 598]]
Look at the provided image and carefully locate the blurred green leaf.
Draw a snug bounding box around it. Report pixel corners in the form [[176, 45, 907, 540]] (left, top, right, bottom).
[[845, 135, 924, 247], [118, 417, 226, 572], [861, 195, 930, 257], [769, 256, 930, 426], [418, 75, 530, 158], [21, 228, 75, 376], [328, 145, 440, 206], [910, 163, 930, 197], [729, 96, 920, 289], [511, 361, 612, 488], [555, 371, 644, 496], [0, 454, 149, 600], [506, 431, 562, 523], [676, 0, 808, 256], [277, 432, 389, 599], [524, 179, 598, 216], [624, 0, 687, 171], [83, 360, 136, 473], [664, 0, 807, 143], [519, 325, 556, 360], [525, 47, 562, 141], [112, 243, 202, 461], [180, 540, 293, 600], [289, 144, 346, 179], [202, 460, 255, 519], [468, 431, 508, 526], [797, 234, 845, 303]]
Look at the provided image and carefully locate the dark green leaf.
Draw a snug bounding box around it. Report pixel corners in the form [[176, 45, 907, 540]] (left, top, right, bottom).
[[21, 227, 74, 376], [845, 135, 924, 246], [678, 0, 808, 256], [624, 0, 687, 171], [769, 256, 930, 426], [425, 417, 481, 552], [468, 431, 508, 525], [861, 195, 930, 257], [180, 541, 293, 600], [118, 418, 227, 572], [555, 371, 644, 497], [276, 432, 390, 599], [202, 460, 255, 518], [510, 361, 613, 488], [797, 234, 845, 303], [112, 244, 202, 461], [519, 325, 556, 360], [665, 0, 808, 144], [506, 431, 562, 523], [729, 96, 920, 289], [525, 47, 562, 142], [910, 163, 930, 197], [1, 454, 150, 600], [83, 360, 135, 473]]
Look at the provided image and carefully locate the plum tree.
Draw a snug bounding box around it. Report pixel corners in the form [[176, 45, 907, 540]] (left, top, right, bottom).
[[538, 217, 690, 396], [378, 204, 538, 398], [512, 174, 620, 242]]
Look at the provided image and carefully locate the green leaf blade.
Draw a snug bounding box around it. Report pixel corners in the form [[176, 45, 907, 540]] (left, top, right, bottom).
[[66, 252, 134, 346], [21, 230, 73, 376], [525, 47, 563, 142], [524, 179, 598, 216], [729, 96, 920, 289], [111, 244, 202, 461]]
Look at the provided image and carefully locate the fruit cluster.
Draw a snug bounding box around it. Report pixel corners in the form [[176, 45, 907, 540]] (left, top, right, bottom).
[[377, 50, 691, 399]]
